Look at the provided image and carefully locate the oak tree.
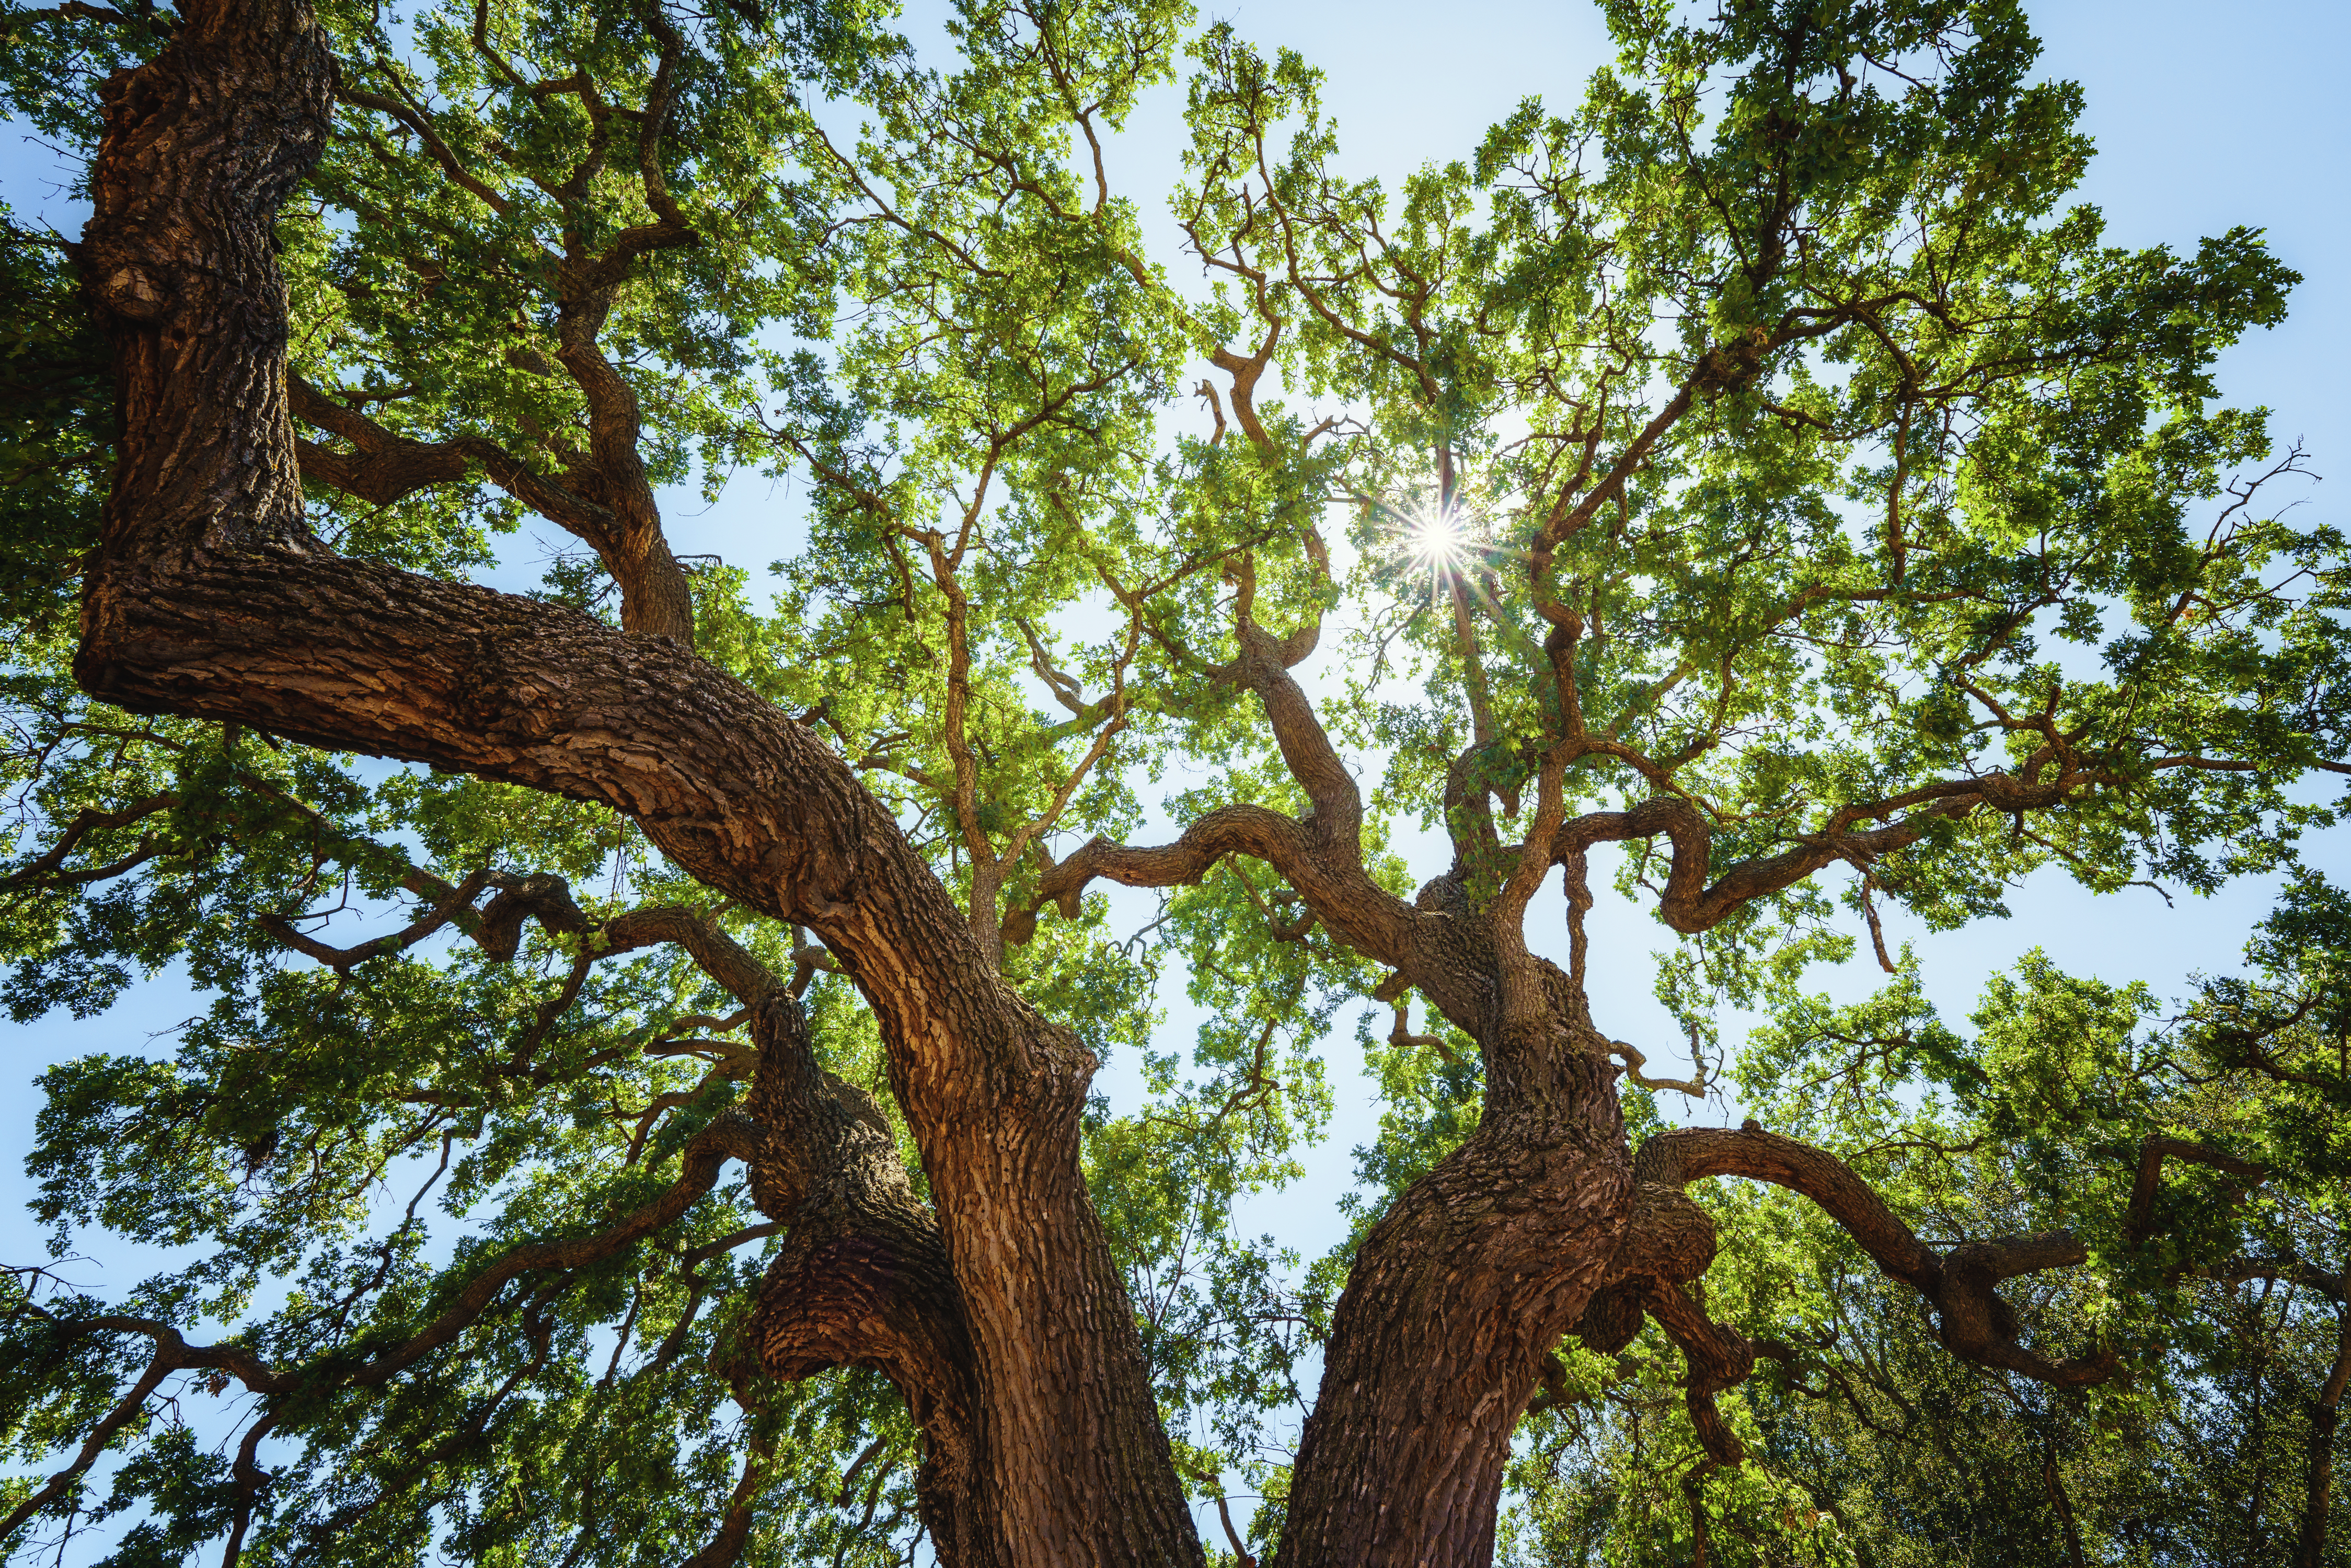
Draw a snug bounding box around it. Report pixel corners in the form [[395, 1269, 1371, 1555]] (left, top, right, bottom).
[[1, 0, 2346, 1562]]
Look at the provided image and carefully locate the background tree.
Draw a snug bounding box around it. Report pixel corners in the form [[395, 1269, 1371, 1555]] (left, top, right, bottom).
[[0, 0, 2344, 1563]]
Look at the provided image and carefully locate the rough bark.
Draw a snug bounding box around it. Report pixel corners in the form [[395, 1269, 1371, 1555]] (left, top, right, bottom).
[[2298, 1308, 2351, 1568], [1274, 1052, 1628, 1568], [739, 991, 998, 1568], [61, 2, 2209, 1563], [73, 3, 1198, 1562], [1028, 639, 1645, 1568]]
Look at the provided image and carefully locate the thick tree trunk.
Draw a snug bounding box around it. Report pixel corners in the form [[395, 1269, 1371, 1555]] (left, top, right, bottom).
[[738, 992, 1000, 1568], [1275, 1046, 1628, 1568], [74, 5, 1200, 1564]]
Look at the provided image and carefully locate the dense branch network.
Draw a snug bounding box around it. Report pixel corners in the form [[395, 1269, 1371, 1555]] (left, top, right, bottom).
[[7, 0, 2344, 1562]]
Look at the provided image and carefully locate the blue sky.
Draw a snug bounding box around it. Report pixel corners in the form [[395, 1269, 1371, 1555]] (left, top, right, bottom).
[[4, 0, 2349, 1541]]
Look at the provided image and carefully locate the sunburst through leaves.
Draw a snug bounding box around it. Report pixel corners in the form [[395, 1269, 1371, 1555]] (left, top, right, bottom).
[[1385, 495, 1479, 609]]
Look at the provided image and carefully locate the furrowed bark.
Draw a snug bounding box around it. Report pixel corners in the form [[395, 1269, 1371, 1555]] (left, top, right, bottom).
[[1038, 626, 1643, 1568], [73, 4, 1198, 1562], [740, 991, 999, 1568], [1013, 591, 1665, 1566], [1036, 814, 1644, 1568], [1274, 1051, 1629, 1568], [73, 2, 2263, 1565]]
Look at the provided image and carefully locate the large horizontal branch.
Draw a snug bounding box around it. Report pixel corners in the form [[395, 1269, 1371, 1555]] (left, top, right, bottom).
[[67, 1, 1218, 1554], [1631, 1125, 2112, 1391], [77, 544, 1081, 1114], [1554, 780, 2048, 934], [1635, 1125, 1940, 1294]]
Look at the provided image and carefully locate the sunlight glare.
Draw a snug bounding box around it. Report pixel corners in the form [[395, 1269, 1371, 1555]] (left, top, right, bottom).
[[1407, 509, 1465, 572], [1391, 500, 1473, 609]]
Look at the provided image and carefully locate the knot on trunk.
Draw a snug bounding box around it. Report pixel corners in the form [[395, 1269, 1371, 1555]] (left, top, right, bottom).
[[756, 1232, 912, 1380], [1606, 1181, 1719, 1285], [1932, 1233, 2115, 1387], [1575, 1284, 1644, 1355], [1577, 1182, 1718, 1363]]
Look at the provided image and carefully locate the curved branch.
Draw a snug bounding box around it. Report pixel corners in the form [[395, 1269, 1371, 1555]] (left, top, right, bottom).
[[1629, 1125, 2113, 1393], [1607, 1038, 1706, 1099], [2123, 1136, 2267, 1247], [1642, 1278, 1755, 1466], [1634, 1125, 1940, 1293], [742, 992, 997, 1568], [1227, 588, 1353, 840], [0, 1333, 180, 1541], [67, 0, 1242, 1554], [1554, 781, 2053, 934], [260, 866, 492, 971], [2, 792, 178, 888], [1008, 803, 1306, 941], [2209, 1256, 2349, 1306], [1010, 799, 1421, 985], [679, 1424, 776, 1568], [290, 373, 602, 525]]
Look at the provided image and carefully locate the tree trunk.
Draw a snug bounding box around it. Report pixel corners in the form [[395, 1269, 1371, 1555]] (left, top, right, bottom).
[[74, 5, 1201, 1563], [2297, 1310, 2351, 1568], [1275, 1048, 1628, 1567]]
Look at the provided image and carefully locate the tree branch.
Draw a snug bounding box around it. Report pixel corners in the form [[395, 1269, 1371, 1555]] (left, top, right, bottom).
[[2122, 1136, 2268, 1248], [1553, 780, 2076, 934], [1629, 1125, 2114, 1395]]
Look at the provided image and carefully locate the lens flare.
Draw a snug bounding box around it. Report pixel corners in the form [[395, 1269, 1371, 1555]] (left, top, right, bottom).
[[1407, 510, 1465, 571], [1392, 500, 1472, 608]]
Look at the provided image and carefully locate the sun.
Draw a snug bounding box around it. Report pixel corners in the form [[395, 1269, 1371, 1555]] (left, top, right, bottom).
[[1406, 508, 1466, 572], [1389, 499, 1474, 608]]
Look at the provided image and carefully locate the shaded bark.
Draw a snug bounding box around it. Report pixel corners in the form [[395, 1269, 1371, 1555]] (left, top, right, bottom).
[[2122, 1137, 2268, 1247], [2299, 1309, 2351, 1568], [739, 991, 998, 1568], [1631, 1126, 2115, 1396]]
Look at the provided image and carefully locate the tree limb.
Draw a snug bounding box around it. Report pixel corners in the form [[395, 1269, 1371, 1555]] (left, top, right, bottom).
[[2123, 1136, 2268, 1247], [1628, 1125, 2114, 1397]]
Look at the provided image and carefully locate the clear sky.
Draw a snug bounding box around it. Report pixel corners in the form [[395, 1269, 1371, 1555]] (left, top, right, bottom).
[[4, 0, 2348, 1539]]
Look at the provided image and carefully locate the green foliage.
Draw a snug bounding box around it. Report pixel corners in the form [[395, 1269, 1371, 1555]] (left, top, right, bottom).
[[1505, 892, 2351, 1565], [4, 0, 2346, 1561]]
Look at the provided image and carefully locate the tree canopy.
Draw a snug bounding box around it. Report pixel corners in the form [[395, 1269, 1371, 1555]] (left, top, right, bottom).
[[0, 0, 2345, 1562]]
